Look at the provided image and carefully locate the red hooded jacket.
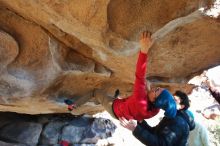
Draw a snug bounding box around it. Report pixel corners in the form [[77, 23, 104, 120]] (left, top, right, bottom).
[[112, 52, 159, 121]]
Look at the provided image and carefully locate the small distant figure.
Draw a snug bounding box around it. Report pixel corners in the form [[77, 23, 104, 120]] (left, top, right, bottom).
[[64, 99, 77, 111]]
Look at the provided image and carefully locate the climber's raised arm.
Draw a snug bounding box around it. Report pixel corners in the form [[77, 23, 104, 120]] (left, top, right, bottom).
[[133, 31, 154, 98]]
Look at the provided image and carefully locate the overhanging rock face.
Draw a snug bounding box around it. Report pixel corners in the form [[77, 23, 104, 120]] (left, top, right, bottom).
[[0, 0, 219, 114]]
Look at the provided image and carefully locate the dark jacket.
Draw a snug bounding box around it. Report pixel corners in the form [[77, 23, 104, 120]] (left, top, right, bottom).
[[133, 110, 195, 146]]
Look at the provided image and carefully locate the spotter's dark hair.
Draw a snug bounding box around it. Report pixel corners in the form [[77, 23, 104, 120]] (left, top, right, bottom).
[[174, 90, 190, 110]]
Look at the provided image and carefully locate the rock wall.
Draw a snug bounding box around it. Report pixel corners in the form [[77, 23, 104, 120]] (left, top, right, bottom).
[[0, 0, 219, 114], [0, 112, 116, 146]]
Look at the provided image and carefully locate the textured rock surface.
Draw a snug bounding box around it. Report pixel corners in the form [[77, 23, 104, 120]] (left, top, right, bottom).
[[0, 113, 116, 146], [0, 122, 42, 145], [0, 141, 26, 146], [0, 0, 219, 114]]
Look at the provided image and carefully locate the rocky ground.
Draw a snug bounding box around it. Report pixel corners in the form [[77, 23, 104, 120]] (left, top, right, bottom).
[[0, 112, 117, 146]]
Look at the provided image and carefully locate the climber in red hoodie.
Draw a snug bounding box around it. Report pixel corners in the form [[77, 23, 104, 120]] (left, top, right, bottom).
[[95, 31, 177, 121]]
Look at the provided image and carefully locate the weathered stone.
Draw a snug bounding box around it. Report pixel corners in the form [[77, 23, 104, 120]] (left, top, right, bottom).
[[0, 141, 26, 146], [60, 116, 116, 144], [0, 122, 42, 145], [61, 116, 92, 143], [40, 122, 65, 145], [0, 112, 120, 145], [81, 118, 116, 143], [108, 0, 204, 40], [148, 16, 220, 80], [0, 0, 219, 115], [0, 31, 19, 72], [61, 125, 86, 143], [0, 8, 110, 114]]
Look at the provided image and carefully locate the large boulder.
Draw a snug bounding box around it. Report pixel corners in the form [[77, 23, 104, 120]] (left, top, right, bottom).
[[0, 122, 42, 146], [0, 0, 219, 114], [0, 113, 117, 146]]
